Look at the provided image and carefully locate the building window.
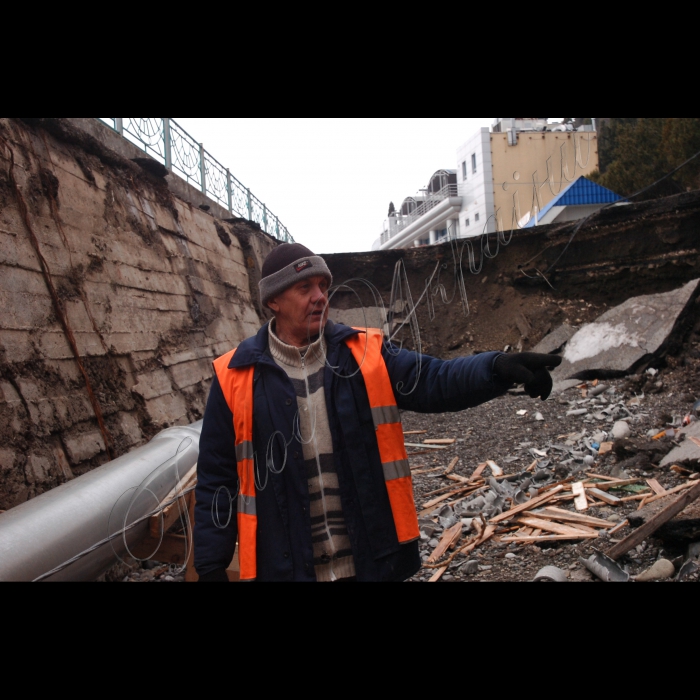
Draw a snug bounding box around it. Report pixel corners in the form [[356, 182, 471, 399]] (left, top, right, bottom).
[[475, 213, 480, 222], [465, 217, 470, 227], [472, 153, 477, 174], [462, 161, 467, 180]]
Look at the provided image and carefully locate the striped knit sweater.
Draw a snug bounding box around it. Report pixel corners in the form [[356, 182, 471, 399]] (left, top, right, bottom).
[[268, 322, 356, 582]]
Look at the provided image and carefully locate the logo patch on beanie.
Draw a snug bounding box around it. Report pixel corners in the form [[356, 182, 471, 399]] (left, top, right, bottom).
[[294, 260, 312, 273]]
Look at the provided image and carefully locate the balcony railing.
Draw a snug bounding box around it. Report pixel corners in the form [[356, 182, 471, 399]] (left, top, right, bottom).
[[380, 183, 459, 245], [97, 118, 293, 243]]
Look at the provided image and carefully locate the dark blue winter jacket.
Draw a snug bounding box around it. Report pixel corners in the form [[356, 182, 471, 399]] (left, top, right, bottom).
[[193, 320, 509, 582]]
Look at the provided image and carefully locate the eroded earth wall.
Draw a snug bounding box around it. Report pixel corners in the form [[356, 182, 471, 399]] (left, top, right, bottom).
[[327, 190, 700, 361], [0, 118, 275, 509]]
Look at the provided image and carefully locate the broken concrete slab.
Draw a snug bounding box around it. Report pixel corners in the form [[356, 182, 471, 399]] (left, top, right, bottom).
[[533, 324, 577, 355], [552, 279, 700, 381], [660, 421, 700, 467]]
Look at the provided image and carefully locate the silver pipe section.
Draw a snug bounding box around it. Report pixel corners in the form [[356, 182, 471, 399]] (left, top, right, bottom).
[[0, 421, 202, 582]]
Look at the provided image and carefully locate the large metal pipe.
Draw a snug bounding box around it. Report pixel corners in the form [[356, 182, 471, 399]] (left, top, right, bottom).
[[0, 421, 202, 582]]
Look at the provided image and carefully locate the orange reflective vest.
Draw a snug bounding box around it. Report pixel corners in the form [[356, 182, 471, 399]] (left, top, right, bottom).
[[212, 328, 419, 581]]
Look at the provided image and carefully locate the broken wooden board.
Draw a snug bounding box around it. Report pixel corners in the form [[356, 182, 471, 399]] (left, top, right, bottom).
[[501, 533, 598, 543], [469, 463, 487, 482], [403, 430, 427, 435], [405, 443, 449, 450], [626, 490, 700, 543], [489, 485, 564, 524], [516, 516, 597, 537], [572, 482, 588, 511], [532, 507, 613, 529], [427, 522, 462, 563], [428, 566, 448, 582], [586, 488, 621, 506], [486, 460, 503, 477], [646, 478, 667, 496], [607, 478, 700, 558], [424, 438, 456, 445], [443, 457, 459, 475]]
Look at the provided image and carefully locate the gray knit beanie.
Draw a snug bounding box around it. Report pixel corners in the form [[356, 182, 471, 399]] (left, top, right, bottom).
[[259, 243, 333, 307]]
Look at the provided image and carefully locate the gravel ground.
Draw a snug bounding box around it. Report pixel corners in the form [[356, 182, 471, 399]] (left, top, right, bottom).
[[119, 356, 700, 583], [403, 358, 700, 583]]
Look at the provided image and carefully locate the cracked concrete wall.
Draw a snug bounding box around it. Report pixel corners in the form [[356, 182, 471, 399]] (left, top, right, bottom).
[[0, 118, 276, 509]]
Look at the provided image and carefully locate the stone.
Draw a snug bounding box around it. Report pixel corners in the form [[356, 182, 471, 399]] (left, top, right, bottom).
[[634, 559, 676, 582], [533, 324, 577, 355], [63, 430, 106, 464], [460, 559, 479, 576], [607, 514, 621, 523], [660, 421, 700, 467], [131, 370, 174, 401], [0, 448, 15, 472], [505, 552, 517, 560], [118, 412, 142, 446], [612, 421, 631, 439], [26, 454, 51, 483], [552, 279, 700, 380]]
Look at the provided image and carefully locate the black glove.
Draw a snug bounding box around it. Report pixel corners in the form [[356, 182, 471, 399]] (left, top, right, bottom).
[[493, 352, 563, 401]]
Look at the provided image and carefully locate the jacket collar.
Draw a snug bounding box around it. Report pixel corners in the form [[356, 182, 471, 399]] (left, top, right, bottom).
[[228, 319, 363, 369]]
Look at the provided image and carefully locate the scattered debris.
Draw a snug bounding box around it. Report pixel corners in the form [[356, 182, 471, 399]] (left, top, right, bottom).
[[580, 552, 630, 582], [533, 565, 568, 582], [633, 559, 675, 582]]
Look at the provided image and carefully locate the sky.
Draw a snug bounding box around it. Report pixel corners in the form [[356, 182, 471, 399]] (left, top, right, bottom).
[[174, 118, 500, 255]]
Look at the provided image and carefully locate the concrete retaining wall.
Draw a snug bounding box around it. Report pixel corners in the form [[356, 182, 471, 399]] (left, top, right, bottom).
[[0, 118, 275, 509]]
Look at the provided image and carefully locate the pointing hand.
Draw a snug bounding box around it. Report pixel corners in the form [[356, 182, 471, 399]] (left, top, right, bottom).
[[493, 352, 563, 401]]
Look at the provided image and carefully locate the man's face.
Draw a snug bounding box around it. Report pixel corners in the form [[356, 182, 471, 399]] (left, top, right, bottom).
[[268, 275, 330, 347]]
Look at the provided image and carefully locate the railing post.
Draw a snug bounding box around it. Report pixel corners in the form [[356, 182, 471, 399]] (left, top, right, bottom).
[[199, 143, 206, 196], [163, 118, 172, 171], [247, 188, 252, 221], [276, 216, 280, 240], [263, 205, 268, 233], [226, 169, 233, 214], [115, 118, 124, 135]]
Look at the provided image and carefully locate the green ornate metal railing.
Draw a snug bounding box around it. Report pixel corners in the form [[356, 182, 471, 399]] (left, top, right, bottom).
[[97, 118, 293, 243]]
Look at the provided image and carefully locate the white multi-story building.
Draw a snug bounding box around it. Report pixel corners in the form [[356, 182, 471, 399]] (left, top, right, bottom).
[[373, 118, 599, 250]]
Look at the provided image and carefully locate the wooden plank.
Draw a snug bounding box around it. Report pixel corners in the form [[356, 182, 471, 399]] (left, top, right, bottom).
[[422, 486, 475, 510], [428, 566, 448, 582], [486, 460, 503, 477], [424, 438, 456, 445], [586, 488, 621, 506], [427, 522, 462, 563], [501, 533, 598, 543], [489, 485, 564, 524], [585, 472, 621, 482], [583, 478, 644, 491], [619, 493, 651, 502], [607, 478, 700, 560], [526, 459, 538, 473], [443, 457, 459, 475], [516, 516, 597, 537], [469, 463, 487, 482], [646, 478, 667, 496], [642, 481, 695, 506], [405, 443, 449, 450], [403, 430, 427, 435], [608, 519, 629, 535], [446, 474, 470, 484], [148, 464, 198, 537], [572, 482, 589, 511], [532, 507, 612, 529], [411, 465, 444, 475]]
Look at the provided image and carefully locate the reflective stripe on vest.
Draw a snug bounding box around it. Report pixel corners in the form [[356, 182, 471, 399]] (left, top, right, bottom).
[[345, 329, 420, 544], [212, 349, 257, 581]]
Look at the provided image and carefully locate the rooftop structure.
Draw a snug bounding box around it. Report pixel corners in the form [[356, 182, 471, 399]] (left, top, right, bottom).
[[374, 118, 600, 250]]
